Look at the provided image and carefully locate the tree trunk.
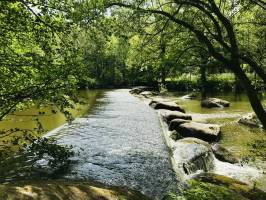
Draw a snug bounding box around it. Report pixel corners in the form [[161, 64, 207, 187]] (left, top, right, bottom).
[[159, 37, 167, 91], [232, 64, 266, 128], [200, 64, 207, 100]]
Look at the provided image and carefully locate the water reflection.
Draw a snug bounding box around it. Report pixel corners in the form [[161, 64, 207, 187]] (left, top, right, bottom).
[[0, 90, 103, 132]]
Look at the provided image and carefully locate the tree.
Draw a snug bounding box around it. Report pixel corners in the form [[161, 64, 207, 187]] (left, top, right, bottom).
[[0, 0, 89, 123], [104, 0, 266, 128]]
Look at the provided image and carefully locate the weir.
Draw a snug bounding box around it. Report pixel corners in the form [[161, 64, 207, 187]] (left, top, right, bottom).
[[45, 89, 179, 199]]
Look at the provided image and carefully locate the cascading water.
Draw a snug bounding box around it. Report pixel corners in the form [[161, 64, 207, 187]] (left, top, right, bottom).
[[182, 151, 214, 175]]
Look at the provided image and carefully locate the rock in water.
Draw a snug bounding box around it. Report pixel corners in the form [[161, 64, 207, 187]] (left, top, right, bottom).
[[201, 98, 230, 108], [211, 144, 239, 164], [169, 119, 191, 131], [238, 113, 262, 128], [180, 93, 197, 99], [173, 122, 221, 142], [149, 100, 185, 113], [172, 138, 214, 175], [159, 110, 192, 123], [170, 130, 183, 140]]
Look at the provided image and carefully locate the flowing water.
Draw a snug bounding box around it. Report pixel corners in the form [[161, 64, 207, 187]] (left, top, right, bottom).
[[42, 89, 178, 199]]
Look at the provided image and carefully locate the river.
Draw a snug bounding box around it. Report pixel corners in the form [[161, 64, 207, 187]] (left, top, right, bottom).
[[0, 89, 266, 198]]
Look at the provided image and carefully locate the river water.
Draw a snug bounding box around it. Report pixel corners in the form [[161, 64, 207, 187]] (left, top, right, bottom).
[[1, 89, 266, 197], [43, 89, 178, 199]]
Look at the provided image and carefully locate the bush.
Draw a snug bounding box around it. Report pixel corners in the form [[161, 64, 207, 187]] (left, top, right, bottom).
[[78, 78, 97, 89], [166, 74, 198, 91], [207, 73, 236, 92]]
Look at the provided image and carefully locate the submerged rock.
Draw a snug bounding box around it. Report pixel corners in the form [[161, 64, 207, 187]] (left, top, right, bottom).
[[149, 100, 185, 113], [160, 110, 192, 123], [201, 98, 230, 108], [211, 144, 239, 164], [172, 122, 221, 142], [238, 113, 262, 128], [172, 138, 214, 175], [193, 173, 266, 200], [170, 130, 183, 140]]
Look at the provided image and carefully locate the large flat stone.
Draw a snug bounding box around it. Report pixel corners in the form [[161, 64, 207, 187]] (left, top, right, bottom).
[[169, 119, 191, 131], [160, 110, 192, 123], [201, 98, 230, 108], [150, 101, 185, 113], [173, 122, 221, 142], [212, 144, 239, 164]]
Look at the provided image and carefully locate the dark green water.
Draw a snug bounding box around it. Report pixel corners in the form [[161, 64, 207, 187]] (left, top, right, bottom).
[[0, 90, 103, 133]]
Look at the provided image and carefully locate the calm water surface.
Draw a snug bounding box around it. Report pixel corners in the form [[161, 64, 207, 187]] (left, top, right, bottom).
[[0, 90, 102, 133]]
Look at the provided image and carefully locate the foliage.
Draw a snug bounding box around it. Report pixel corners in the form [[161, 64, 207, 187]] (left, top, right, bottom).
[[0, 0, 83, 122], [0, 137, 75, 181], [24, 137, 74, 169], [167, 73, 235, 92]]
